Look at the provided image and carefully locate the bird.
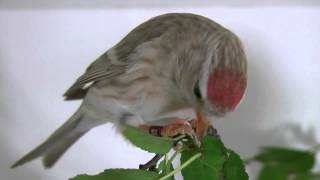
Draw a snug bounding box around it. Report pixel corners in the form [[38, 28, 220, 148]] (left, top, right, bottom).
[[11, 13, 247, 168]]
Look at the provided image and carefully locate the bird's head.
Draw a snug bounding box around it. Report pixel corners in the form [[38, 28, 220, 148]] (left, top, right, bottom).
[[183, 30, 247, 117], [202, 67, 247, 116]]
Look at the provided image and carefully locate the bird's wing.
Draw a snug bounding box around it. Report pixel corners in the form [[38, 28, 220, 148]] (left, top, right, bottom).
[[64, 13, 196, 100], [63, 52, 127, 100], [63, 17, 166, 100]]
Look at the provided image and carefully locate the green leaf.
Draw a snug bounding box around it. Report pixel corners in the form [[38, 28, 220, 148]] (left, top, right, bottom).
[[181, 136, 227, 180], [202, 136, 228, 168], [254, 147, 315, 172], [122, 126, 175, 154], [258, 165, 289, 180], [223, 150, 248, 180], [71, 169, 159, 180]]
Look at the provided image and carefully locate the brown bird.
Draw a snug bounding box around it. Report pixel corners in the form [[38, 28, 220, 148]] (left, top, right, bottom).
[[12, 13, 247, 168]]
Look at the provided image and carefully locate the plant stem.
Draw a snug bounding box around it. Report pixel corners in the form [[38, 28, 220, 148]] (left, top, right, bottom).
[[164, 153, 169, 173], [165, 153, 168, 163], [173, 134, 186, 141], [159, 153, 201, 180]]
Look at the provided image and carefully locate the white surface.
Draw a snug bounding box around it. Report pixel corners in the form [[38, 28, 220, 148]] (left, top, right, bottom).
[[0, 0, 320, 9], [1, 7, 320, 180]]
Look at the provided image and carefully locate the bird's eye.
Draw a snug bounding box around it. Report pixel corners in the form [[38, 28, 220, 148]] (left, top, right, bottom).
[[193, 81, 202, 99]]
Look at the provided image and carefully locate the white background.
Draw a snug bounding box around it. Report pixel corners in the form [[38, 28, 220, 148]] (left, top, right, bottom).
[[1, 2, 320, 180]]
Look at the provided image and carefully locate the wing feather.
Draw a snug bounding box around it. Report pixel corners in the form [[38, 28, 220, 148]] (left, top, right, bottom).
[[63, 52, 125, 100], [63, 13, 195, 100]]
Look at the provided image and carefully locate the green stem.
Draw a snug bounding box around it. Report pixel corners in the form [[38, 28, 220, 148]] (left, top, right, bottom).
[[173, 134, 186, 141], [164, 153, 169, 173], [164, 153, 168, 163], [159, 153, 201, 180], [160, 135, 185, 141]]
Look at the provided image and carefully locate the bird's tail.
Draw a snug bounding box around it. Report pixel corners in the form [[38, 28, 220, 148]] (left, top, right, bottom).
[[11, 108, 91, 168]]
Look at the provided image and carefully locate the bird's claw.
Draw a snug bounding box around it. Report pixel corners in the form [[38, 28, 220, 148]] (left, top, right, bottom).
[[161, 119, 200, 147]]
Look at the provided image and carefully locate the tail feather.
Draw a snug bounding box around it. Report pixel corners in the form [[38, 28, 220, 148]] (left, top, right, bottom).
[[11, 140, 49, 168], [11, 110, 88, 168], [42, 131, 87, 168]]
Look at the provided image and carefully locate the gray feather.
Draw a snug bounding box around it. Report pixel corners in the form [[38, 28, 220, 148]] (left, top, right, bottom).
[[64, 88, 88, 100], [63, 52, 126, 100], [11, 111, 85, 168], [42, 130, 87, 168]]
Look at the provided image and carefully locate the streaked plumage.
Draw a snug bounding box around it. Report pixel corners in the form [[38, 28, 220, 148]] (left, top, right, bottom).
[[12, 13, 247, 168]]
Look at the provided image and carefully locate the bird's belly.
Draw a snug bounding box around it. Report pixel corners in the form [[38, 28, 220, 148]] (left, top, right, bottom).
[[83, 79, 187, 127]]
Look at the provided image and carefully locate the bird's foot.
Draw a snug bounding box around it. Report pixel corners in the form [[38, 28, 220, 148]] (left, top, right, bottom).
[[160, 119, 195, 138], [143, 119, 195, 138], [144, 119, 199, 146], [188, 118, 219, 138]]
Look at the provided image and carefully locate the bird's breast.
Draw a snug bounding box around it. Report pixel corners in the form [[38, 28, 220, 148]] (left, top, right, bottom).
[[84, 71, 187, 126]]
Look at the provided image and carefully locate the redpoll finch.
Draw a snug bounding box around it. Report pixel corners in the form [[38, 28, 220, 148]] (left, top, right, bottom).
[[12, 13, 247, 168]]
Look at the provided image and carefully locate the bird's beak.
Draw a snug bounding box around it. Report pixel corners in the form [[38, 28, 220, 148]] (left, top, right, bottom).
[[195, 111, 212, 138]]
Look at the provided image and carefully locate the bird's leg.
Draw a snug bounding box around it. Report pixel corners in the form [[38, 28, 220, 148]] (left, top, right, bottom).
[[138, 117, 217, 171], [140, 114, 214, 142], [159, 119, 195, 138], [139, 154, 163, 171], [139, 119, 196, 171], [140, 118, 195, 138], [140, 118, 199, 147]]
